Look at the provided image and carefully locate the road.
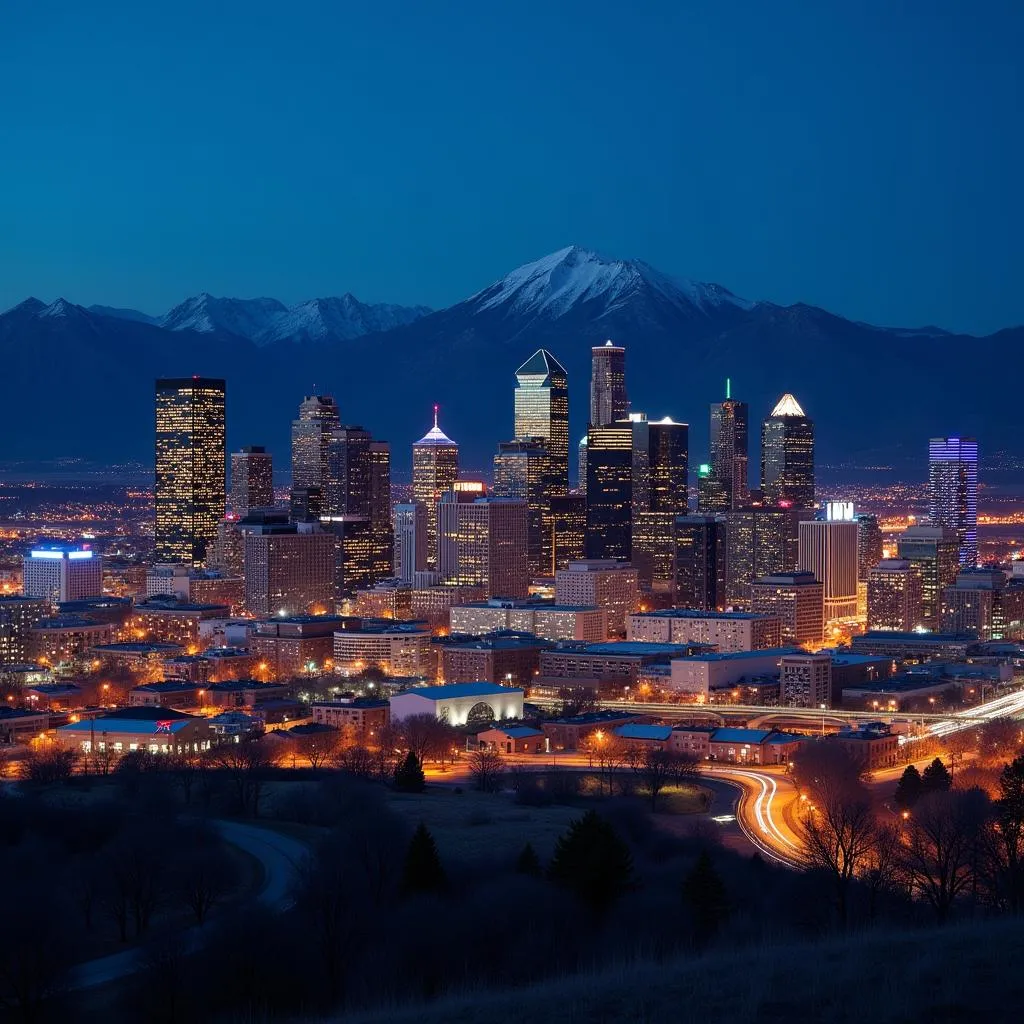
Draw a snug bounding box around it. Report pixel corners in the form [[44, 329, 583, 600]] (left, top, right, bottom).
[[65, 820, 307, 992]]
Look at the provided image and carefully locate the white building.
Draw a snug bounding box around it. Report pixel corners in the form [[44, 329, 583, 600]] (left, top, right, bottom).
[[626, 610, 781, 652], [146, 563, 191, 599], [332, 622, 434, 677], [389, 682, 524, 726], [668, 647, 803, 698], [393, 502, 427, 584], [797, 515, 859, 620], [450, 600, 607, 642], [554, 560, 639, 637], [780, 652, 833, 708], [23, 545, 103, 604]]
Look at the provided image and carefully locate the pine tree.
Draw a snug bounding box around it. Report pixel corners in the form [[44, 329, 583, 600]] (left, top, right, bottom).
[[894, 764, 924, 809], [682, 851, 728, 947], [400, 823, 446, 895], [921, 757, 952, 795], [548, 810, 632, 913], [515, 841, 542, 877], [393, 750, 426, 793]]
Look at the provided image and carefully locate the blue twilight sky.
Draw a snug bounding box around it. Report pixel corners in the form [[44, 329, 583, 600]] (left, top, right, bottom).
[[1, 0, 1021, 334]]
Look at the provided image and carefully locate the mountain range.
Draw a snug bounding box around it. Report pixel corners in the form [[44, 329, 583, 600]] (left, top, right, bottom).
[[1, 245, 1016, 478]]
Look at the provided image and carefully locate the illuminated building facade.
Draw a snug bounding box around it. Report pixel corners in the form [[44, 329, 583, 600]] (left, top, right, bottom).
[[549, 494, 586, 572], [632, 511, 677, 592], [855, 513, 883, 582], [493, 438, 554, 574], [709, 382, 749, 509], [590, 340, 628, 427], [797, 514, 859, 620], [867, 559, 924, 632], [760, 393, 814, 508], [412, 407, 459, 569], [929, 436, 979, 567], [155, 377, 226, 566], [673, 515, 727, 610], [646, 417, 689, 514], [696, 463, 730, 515], [393, 502, 427, 583], [897, 524, 960, 631], [369, 441, 393, 580], [554, 560, 639, 637], [23, 544, 103, 604], [585, 422, 633, 560], [243, 521, 336, 616], [0, 596, 49, 663], [290, 395, 340, 491], [229, 446, 273, 515], [750, 572, 824, 647], [514, 349, 569, 493], [940, 569, 1024, 642], [725, 506, 815, 607]]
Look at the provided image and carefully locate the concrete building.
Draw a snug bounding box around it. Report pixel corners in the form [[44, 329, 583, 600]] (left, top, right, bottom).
[[797, 514, 859, 620], [230, 446, 273, 515], [760, 393, 814, 508], [0, 597, 49, 664], [437, 631, 550, 687], [626, 609, 781, 652], [668, 647, 803, 698], [352, 581, 414, 621], [709, 727, 805, 765], [542, 709, 649, 752], [412, 408, 459, 569], [409, 583, 487, 627], [389, 682, 524, 725], [867, 559, 924, 632], [554, 560, 639, 637], [750, 572, 824, 647], [247, 614, 343, 679], [674, 515, 727, 611], [311, 698, 390, 740], [450, 599, 607, 642], [437, 492, 529, 599], [133, 597, 230, 650], [850, 631, 976, 661], [831, 722, 899, 770], [28, 615, 115, 665], [478, 724, 546, 754], [725, 506, 815, 607], [56, 706, 215, 757], [780, 651, 832, 708], [897, 525, 961, 630], [23, 544, 103, 604], [128, 680, 203, 708], [393, 502, 427, 584], [929, 436, 979, 567], [940, 569, 1024, 641], [333, 621, 435, 678], [243, 520, 335, 616], [91, 641, 185, 674], [539, 641, 708, 689]]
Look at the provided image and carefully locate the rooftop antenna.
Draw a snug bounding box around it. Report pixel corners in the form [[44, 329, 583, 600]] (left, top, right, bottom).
[[433, 403, 439, 429], [725, 377, 731, 400]]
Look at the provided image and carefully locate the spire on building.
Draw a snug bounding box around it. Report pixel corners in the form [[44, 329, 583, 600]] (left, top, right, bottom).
[[770, 393, 806, 418]]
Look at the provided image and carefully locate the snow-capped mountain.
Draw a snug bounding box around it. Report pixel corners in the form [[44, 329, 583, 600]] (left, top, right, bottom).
[[469, 244, 754, 320], [159, 294, 289, 337]]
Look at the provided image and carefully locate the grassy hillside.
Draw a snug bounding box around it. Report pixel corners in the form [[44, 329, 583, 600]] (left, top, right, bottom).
[[336, 918, 1024, 1024]]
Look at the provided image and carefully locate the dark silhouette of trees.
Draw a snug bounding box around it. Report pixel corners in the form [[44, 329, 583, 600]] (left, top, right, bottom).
[[336, 745, 376, 779], [469, 749, 505, 792], [635, 747, 697, 811], [894, 764, 924, 809], [398, 714, 459, 767], [401, 823, 446, 896], [394, 751, 426, 793], [23, 746, 76, 784], [558, 685, 598, 718], [548, 810, 633, 914], [683, 851, 728, 947], [210, 738, 274, 816], [921, 757, 953, 795], [977, 718, 1023, 765], [515, 841, 542, 877], [581, 732, 627, 796], [984, 755, 1024, 913], [294, 728, 342, 770], [177, 824, 235, 925]]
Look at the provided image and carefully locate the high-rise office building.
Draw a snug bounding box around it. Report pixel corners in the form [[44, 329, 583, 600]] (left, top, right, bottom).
[[368, 441, 393, 581], [0, 596, 48, 664], [750, 571, 824, 647], [23, 544, 103, 605], [709, 382, 748, 509], [325, 426, 371, 518], [897, 524, 961, 631], [929, 437, 979, 567], [761, 393, 814, 508], [674, 515, 727, 610], [590, 340, 627, 427], [555, 560, 639, 637], [797, 512, 859, 621], [855, 513, 883, 582], [291, 395, 340, 490], [647, 417, 689, 514], [437, 492, 529, 599], [585, 422, 634, 560], [493, 437, 553, 575], [319, 515, 375, 594], [696, 463, 730, 515], [867, 560, 923, 632], [230, 446, 273, 516], [514, 349, 569, 493], [940, 569, 1024, 642], [632, 511, 677, 593], [780, 652, 832, 708], [393, 502, 427, 583], [725, 506, 816, 607], [549, 494, 586, 572], [243, 519, 335, 616], [155, 377, 226, 566], [412, 407, 459, 569], [577, 436, 588, 495]]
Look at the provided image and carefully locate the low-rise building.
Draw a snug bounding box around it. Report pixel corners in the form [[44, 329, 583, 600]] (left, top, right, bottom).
[[91, 641, 185, 675], [450, 599, 607, 642], [249, 615, 348, 680], [352, 581, 414, 621], [831, 722, 899, 770], [539, 641, 712, 690], [55, 706, 214, 756], [206, 679, 291, 709], [779, 652, 832, 708], [612, 723, 673, 748], [850, 632, 977, 662], [436, 631, 551, 687], [389, 682, 524, 725], [626, 610, 782, 652], [409, 584, 487, 628], [668, 647, 803, 698], [749, 572, 824, 648], [132, 597, 230, 651], [708, 727, 804, 765], [29, 616, 115, 666], [128, 680, 203, 708], [477, 724, 546, 754], [22, 682, 82, 710], [333, 621, 435, 678], [554, 560, 640, 637], [541, 709, 650, 752], [310, 698, 390, 739], [0, 706, 50, 742], [669, 725, 715, 759]]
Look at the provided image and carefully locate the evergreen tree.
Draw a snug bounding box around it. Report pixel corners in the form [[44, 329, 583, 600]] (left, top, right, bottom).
[[393, 751, 426, 793], [515, 841, 542, 877], [548, 810, 632, 913], [921, 757, 952, 795], [682, 851, 728, 947], [894, 764, 924, 809], [400, 823, 446, 895]]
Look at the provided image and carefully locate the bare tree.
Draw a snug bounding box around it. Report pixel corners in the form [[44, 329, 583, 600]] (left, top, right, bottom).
[[295, 729, 342, 771], [469, 749, 505, 793], [860, 820, 904, 921], [977, 718, 1023, 766], [637, 747, 692, 812], [581, 732, 627, 796], [210, 738, 275, 817], [336, 744, 376, 779], [177, 827, 234, 925], [900, 788, 989, 923]]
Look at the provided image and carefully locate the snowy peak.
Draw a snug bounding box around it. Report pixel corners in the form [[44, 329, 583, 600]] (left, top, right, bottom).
[[469, 245, 754, 320], [159, 294, 288, 337]]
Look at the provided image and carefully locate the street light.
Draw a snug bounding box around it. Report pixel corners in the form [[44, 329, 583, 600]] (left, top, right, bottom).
[[820, 704, 827, 737]]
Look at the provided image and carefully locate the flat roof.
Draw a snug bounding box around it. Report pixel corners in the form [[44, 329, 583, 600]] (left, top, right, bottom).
[[631, 610, 774, 621], [681, 647, 803, 663], [559, 642, 706, 657], [93, 642, 184, 654], [397, 682, 523, 700], [615, 724, 673, 741]]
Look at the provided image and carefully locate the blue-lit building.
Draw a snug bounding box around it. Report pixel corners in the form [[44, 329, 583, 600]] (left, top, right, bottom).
[[928, 436, 978, 567], [22, 543, 103, 604]]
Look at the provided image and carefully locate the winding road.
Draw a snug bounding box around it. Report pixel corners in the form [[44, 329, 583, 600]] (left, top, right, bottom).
[[66, 820, 308, 992]]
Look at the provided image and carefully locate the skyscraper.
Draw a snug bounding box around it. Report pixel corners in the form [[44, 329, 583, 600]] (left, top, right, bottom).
[[674, 515, 727, 611], [577, 435, 588, 495], [647, 417, 689, 514], [514, 349, 569, 493], [230, 446, 273, 515], [368, 441, 393, 581], [23, 544, 103, 604], [549, 494, 586, 572], [412, 407, 460, 569], [709, 381, 748, 509], [393, 503, 427, 583], [291, 395, 340, 491], [761, 393, 815, 508], [855, 513, 883, 582], [929, 436, 979, 567], [155, 377, 226, 566], [797, 514, 859, 621], [243, 520, 335, 616], [897, 524, 961, 630], [696, 463, 730, 515], [325, 426, 372, 518], [867, 560, 923, 632], [725, 506, 816, 607], [585, 422, 634, 560], [493, 437, 553, 574], [590, 340, 627, 427]]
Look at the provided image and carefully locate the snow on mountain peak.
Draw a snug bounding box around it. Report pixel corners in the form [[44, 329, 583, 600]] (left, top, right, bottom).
[[471, 245, 753, 319]]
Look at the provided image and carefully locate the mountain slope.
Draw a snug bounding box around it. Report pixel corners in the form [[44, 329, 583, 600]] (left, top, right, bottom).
[[0, 248, 1016, 474]]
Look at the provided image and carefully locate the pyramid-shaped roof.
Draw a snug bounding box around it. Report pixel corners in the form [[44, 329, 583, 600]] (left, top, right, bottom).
[[770, 393, 806, 418], [515, 348, 566, 383], [415, 406, 458, 447]]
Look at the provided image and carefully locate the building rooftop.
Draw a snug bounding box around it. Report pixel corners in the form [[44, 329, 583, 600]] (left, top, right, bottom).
[[711, 727, 775, 745], [549, 709, 645, 726], [93, 642, 184, 655], [207, 680, 285, 692], [397, 682, 523, 700], [554, 641, 708, 657], [132, 681, 201, 693], [414, 407, 458, 447], [32, 615, 105, 630], [438, 631, 551, 651], [482, 724, 544, 739], [678, 647, 802, 663], [631, 609, 774, 621], [135, 598, 230, 613], [461, 599, 600, 612], [614, 724, 673, 742]]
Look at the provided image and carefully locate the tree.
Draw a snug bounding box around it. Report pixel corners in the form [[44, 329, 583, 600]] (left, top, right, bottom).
[[398, 713, 457, 767], [894, 764, 924, 810], [469, 749, 505, 793], [548, 810, 633, 914], [791, 739, 864, 797], [515, 841, 542, 877], [210, 738, 274, 817], [860, 821, 905, 922], [984, 755, 1024, 913], [401, 823, 446, 896], [638, 747, 696, 812], [394, 751, 426, 793], [581, 732, 627, 796], [558, 685, 598, 718], [176, 826, 234, 925], [336, 744, 376, 779], [682, 851, 728, 947], [24, 746, 76, 784], [294, 728, 342, 771], [900, 788, 989, 923], [921, 757, 953, 795], [977, 718, 1023, 765]]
